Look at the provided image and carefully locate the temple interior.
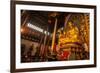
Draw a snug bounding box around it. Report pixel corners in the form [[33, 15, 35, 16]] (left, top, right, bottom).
[[21, 10, 90, 62]]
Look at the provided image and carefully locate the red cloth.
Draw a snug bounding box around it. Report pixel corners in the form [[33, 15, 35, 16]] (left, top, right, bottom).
[[59, 51, 70, 60]]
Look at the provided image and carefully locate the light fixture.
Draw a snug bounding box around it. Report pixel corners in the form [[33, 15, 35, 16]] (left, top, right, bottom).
[[21, 28, 24, 33]]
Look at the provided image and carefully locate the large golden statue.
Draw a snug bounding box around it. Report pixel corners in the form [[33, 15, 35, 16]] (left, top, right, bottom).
[[66, 22, 80, 42], [58, 22, 81, 47]]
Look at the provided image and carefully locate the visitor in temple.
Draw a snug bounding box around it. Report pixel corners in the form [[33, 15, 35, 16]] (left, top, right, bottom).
[[26, 45, 33, 62], [21, 44, 27, 62]]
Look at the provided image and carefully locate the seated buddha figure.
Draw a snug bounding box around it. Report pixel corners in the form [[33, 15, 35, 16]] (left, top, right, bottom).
[[65, 22, 80, 43], [59, 22, 80, 45]]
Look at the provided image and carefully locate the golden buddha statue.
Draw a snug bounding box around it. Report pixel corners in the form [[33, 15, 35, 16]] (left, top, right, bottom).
[[58, 22, 81, 48], [66, 22, 80, 42]]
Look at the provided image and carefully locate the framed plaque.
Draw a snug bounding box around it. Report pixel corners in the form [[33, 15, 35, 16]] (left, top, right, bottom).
[[11, 1, 96, 72]]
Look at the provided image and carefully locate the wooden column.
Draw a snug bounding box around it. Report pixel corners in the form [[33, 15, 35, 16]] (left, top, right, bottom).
[[51, 18, 57, 54]]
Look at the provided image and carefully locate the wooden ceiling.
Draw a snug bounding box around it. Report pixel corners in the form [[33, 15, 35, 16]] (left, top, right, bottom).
[[21, 10, 70, 33]]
